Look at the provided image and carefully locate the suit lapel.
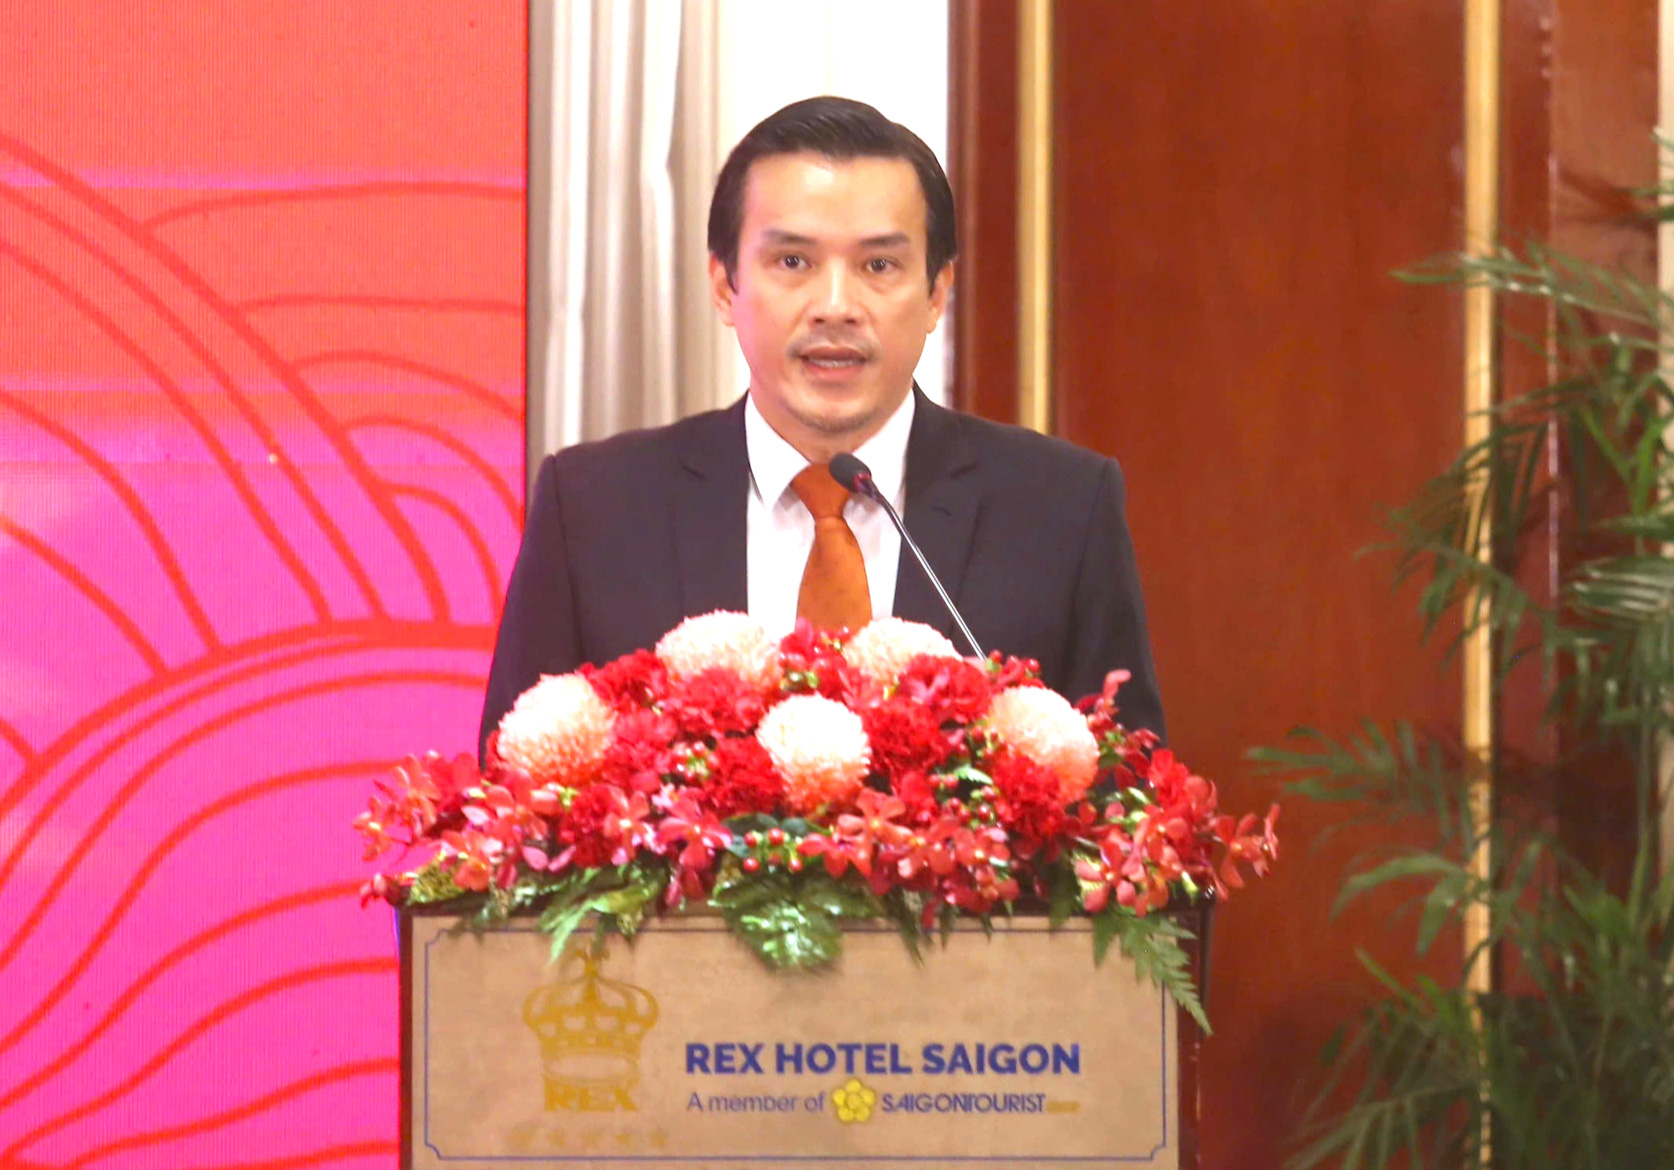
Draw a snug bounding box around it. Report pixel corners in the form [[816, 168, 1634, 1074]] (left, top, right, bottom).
[[673, 397, 750, 617], [893, 389, 981, 637]]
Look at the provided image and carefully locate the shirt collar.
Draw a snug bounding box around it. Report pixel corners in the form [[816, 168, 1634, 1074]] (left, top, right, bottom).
[[744, 389, 916, 509]]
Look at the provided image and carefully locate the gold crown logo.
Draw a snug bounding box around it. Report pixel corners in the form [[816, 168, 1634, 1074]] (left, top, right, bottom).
[[523, 949, 659, 1112]]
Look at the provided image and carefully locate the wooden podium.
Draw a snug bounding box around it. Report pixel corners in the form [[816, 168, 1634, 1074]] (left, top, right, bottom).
[[399, 907, 1206, 1169]]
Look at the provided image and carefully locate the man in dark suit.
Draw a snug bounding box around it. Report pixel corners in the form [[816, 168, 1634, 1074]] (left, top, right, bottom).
[[481, 97, 1163, 747]]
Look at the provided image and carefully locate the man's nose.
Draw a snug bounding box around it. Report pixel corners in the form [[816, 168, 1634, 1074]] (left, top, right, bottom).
[[810, 263, 860, 323]]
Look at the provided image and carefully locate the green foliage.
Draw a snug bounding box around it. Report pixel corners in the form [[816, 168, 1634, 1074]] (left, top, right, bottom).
[[1091, 903, 1209, 1034], [531, 864, 666, 961], [1270, 225, 1674, 1168], [708, 858, 881, 969], [405, 857, 467, 905], [877, 888, 929, 965]]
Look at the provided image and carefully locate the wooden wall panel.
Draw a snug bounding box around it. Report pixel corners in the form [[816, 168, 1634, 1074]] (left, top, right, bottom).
[[948, 0, 1020, 422], [1050, 3, 1466, 1165], [949, 1, 1658, 1161]]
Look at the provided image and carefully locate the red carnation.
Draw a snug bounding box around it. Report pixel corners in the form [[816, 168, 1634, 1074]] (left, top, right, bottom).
[[555, 783, 653, 869], [987, 652, 1045, 691], [779, 616, 846, 660], [703, 735, 786, 819], [779, 619, 872, 704], [989, 748, 1068, 855], [597, 710, 680, 792], [863, 697, 953, 781], [893, 769, 941, 824], [666, 667, 770, 737], [897, 654, 994, 724], [583, 650, 670, 713]]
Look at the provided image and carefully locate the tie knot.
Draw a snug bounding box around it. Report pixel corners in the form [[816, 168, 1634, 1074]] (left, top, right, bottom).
[[791, 464, 854, 521]]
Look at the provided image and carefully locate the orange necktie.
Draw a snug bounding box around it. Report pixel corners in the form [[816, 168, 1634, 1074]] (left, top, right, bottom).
[[791, 463, 872, 634]]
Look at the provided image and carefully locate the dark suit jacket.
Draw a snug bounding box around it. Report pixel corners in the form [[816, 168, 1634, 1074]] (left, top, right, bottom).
[[480, 389, 1164, 748]]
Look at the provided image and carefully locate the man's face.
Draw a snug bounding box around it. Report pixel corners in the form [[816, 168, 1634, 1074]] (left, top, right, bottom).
[[710, 152, 951, 460]]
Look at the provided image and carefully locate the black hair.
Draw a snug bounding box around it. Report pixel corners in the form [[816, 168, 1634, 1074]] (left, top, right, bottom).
[[706, 96, 957, 289]]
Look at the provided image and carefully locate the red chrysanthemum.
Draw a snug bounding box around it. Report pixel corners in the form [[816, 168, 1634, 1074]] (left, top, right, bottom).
[[896, 654, 994, 724], [703, 735, 786, 819], [989, 748, 1069, 854], [597, 710, 680, 792], [583, 649, 670, 713], [863, 697, 953, 781], [665, 666, 769, 737]]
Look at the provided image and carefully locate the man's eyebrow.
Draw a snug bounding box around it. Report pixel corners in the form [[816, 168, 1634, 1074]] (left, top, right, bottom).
[[759, 229, 818, 246], [858, 232, 911, 249], [755, 229, 913, 249]]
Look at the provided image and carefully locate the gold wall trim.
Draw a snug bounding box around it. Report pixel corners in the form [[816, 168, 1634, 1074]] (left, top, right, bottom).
[[1462, 0, 1499, 985], [1463, 2, 1500, 1162], [1018, 0, 1053, 435]]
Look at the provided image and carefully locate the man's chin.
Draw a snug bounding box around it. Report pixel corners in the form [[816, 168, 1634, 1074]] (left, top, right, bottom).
[[791, 376, 913, 432]]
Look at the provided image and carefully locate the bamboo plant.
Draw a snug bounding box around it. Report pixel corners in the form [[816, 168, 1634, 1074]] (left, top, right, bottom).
[[1266, 218, 1674, 1168]]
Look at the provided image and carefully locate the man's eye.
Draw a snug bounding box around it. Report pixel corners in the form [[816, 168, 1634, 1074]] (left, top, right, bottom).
[[866, 258, 896, 274], [779, 255, 806, 271]]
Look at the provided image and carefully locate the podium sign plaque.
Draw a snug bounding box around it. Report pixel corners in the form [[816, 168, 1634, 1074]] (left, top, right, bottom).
[[401, 913, 1193, 1169]]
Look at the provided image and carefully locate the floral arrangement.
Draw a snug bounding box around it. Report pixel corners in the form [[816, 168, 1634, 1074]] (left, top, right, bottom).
[[356, 613, 1278, 1028]]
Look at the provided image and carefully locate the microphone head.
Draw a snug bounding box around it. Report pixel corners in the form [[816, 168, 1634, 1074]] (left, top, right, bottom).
[[828, 452, 872, 493]]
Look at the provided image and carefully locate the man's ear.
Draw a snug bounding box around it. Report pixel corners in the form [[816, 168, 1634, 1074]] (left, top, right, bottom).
[[708, 254, 736, 327], [927, 261, 954, 333]]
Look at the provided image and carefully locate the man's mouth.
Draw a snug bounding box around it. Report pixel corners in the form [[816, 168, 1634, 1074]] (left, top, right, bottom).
[[799, 346, 870, 371]]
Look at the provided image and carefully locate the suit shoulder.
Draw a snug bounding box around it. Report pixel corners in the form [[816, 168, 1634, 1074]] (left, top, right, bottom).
[[535, 400, 741, 487], [947, 408, 1120, 487]]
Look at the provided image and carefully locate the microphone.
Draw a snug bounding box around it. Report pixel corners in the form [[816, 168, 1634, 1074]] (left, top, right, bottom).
[[829, 452, 986, 660]]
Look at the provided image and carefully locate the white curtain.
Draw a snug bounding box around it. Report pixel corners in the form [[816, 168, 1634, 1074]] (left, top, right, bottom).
[[529, 0, 684, 469]]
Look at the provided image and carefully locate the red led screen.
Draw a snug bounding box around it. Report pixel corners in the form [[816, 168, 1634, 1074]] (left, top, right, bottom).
[[0, 4, 526, 1165]]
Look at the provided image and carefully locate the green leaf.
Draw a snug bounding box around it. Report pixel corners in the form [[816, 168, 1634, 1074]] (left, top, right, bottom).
[[937, 903, 957, 949], [798, 873, 880, 921], [723, 813, 776, 836], [594, 867, 664, 936], [709, 870, 883, 970], [538, 897, 593, 963], [1045, 859, 1081, 929], [405, 858, 467, 905], [722, 892, 842, 969], [878, 890, 927, 965], [1091, 906, 1208, 1034], [1335, 854, 1463, 917]]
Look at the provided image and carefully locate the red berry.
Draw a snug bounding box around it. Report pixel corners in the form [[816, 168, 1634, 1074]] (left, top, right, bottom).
[[742, 856, 761, 874], [767, 827, 786, 846], [744, 831, 760, 848], [788, 855, 804, 873]]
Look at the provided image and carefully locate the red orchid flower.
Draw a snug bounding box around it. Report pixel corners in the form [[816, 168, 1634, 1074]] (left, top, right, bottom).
[[800, 789, 912, 882], [653, 791, 734, 902]]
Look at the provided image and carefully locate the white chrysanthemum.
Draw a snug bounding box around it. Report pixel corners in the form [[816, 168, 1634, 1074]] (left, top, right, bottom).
[[986, 686, 1100, 802], [841, 617, 960, 687], [655, 610, 779, 688], [496, 673, 616, 785], [755, 694, 871, 813]]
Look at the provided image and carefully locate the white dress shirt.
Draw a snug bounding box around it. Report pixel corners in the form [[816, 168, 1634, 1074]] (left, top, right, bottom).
[[744, 391, 914, 639]]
